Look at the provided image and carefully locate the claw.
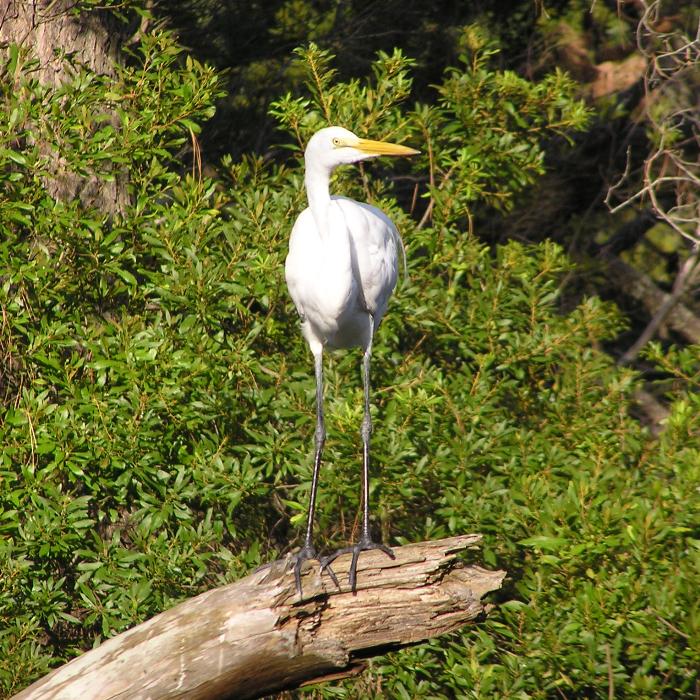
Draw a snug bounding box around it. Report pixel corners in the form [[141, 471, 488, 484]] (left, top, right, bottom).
[[291, 545, 318, 597], [319, 558, 340, 589], [322, 537, 395, 592], [291, 545, 341, 597]]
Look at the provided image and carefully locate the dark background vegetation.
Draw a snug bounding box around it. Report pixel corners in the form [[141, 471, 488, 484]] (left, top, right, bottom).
[[1, 0, 698, 697]]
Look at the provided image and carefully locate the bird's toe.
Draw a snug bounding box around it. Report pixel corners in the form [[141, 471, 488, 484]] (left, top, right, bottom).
[[322, 538, 395, 592]]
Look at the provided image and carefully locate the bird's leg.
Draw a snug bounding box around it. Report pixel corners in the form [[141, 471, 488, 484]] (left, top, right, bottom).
[[321, 316, 395, 591], [293, 350, 339, 595], [354, 317, 396, 584]]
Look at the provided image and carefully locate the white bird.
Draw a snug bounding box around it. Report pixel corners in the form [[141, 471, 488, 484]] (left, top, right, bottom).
[[285, 125, 419, 593]]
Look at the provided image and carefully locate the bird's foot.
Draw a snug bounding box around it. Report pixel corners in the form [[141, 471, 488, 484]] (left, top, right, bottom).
[[291, 544, 317, 597], [321, 536, 395, 592], [291, 544, 339, 597]]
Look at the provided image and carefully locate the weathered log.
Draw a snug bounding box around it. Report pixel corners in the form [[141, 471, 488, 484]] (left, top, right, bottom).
[[12, 534, 505, 700]]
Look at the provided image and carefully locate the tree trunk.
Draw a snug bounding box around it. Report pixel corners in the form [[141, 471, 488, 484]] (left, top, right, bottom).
[[0, 0, 130, 214], [12, 534, 505, 700]]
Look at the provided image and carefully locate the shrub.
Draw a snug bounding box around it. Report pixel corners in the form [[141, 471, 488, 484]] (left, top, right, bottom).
[[1, 26, 697, 700]]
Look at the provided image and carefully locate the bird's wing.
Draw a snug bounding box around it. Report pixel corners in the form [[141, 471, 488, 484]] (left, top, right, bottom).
[[285, 208, 317, 320], [285, 205, 356, 328], [334, 197, 401, 322]]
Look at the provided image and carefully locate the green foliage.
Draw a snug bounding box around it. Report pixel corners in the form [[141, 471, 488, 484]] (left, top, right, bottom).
[[1, 14, 699, 700], [271, 43, 416, 149], [0, 30, 276, 694], [156, 0, 546, 160], [423, 26, 591, 220]]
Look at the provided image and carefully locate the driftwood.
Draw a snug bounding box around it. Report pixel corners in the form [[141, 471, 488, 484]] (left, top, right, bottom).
[[13, 534, 504, 700]]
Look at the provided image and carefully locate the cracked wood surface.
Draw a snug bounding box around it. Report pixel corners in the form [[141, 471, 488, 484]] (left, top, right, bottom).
[[12, 534, 505, 700]]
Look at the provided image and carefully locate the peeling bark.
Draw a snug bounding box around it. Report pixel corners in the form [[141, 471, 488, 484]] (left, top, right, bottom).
[[0, 0, 123, 84], [12, 535, 505, 700]]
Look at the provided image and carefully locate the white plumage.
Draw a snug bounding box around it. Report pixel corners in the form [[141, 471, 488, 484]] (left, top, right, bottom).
[[286, 195, 400, 350], [285, 126, 419, 594]]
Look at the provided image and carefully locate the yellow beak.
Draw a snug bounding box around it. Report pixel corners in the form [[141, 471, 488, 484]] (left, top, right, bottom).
[[355, 138, 420, 157]]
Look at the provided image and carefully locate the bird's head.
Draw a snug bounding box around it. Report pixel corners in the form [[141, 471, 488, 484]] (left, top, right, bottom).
[[305, 126, 419, 172]]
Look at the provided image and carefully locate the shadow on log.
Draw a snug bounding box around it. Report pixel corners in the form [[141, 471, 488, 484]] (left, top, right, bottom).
[[13, 534, 505, 700]]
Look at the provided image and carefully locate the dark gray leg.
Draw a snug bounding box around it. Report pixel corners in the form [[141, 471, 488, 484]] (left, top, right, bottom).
[[293, 350, 338, 595], [322, 315, 394, 591]]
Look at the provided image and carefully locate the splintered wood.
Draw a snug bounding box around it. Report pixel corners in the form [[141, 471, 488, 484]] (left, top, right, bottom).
[[13, 535, 505, 700]]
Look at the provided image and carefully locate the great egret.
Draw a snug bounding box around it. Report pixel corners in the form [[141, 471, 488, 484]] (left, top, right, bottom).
[[285, 125, 419, 593]]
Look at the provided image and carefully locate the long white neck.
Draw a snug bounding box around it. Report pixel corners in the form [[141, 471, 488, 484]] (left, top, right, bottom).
[[305, 161, 333, 235]]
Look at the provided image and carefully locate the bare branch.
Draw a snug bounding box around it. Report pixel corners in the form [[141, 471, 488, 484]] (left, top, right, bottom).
[[606, 0, 700, 245], [615, 245, 700, 363]]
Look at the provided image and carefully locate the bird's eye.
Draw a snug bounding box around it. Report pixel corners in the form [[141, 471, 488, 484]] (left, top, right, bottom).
[[332, 137, 342, 147]]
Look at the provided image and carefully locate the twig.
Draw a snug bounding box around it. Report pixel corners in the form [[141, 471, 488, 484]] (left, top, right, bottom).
[[604, 254, 700, 345], [605, 0, 700, 245], [417, 122, 436, 229], [605, 643, 614, 700], [648, 607, 691, 641], [619, 242, 700, 363], [126, 0, 154, 46]]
